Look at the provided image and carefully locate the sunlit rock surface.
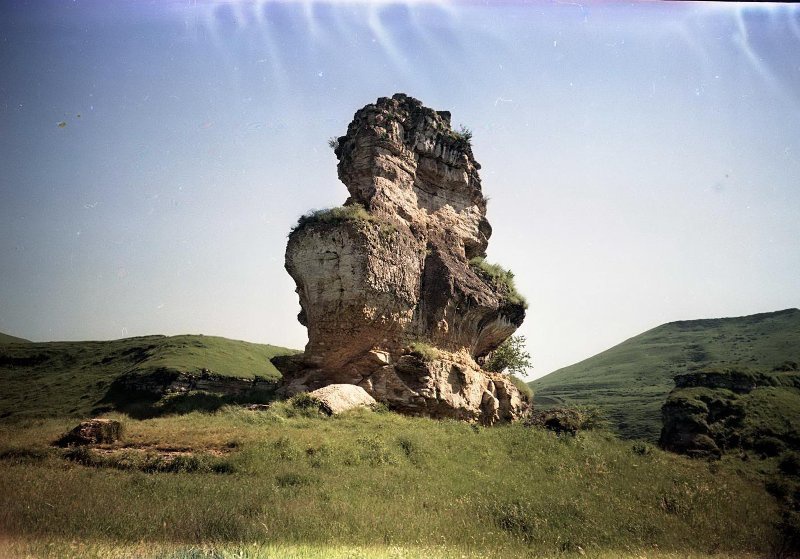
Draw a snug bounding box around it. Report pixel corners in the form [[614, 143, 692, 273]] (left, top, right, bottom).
[[273, 94, 527, 424]]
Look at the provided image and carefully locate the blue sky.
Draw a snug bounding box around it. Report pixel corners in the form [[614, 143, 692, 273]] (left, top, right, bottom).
[[1, 0, 799, 378]]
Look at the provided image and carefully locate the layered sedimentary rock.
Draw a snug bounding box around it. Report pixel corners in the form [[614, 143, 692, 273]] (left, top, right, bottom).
[[273, 93, 528, 424]]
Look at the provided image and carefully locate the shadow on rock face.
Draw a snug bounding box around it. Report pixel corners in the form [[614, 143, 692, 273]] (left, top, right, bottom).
[[94, 369, 282, 419]]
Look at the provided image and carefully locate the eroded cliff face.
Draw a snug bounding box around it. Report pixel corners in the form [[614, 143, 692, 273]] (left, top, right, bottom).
[[273, 93, 527, 424]]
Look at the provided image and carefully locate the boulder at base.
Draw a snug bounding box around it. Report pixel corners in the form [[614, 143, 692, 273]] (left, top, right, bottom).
[[309, 384, 377, 415]]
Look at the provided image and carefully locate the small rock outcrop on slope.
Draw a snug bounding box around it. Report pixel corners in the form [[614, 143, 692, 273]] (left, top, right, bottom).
[[54, 419, 123, 447], [272, 94, 528, 424], [660, 368, 800, 459]]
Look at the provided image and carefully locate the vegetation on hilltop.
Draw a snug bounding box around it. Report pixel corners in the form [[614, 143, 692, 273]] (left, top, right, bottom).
[[531, 309, 800, 441], [292, 204, 373, 233]]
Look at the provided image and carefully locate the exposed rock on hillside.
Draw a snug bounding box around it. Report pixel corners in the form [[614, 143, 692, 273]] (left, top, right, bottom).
[[660, 368, 800, 459], [55, 419, 123, 447], [273, 93, 528, 424]]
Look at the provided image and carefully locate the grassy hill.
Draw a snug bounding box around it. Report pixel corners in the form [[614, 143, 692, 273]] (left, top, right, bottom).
[[530, 308, 800, 441], [0, 330, 795, 557], [0, 334, 295, 420], [0, 331, 31, 344]]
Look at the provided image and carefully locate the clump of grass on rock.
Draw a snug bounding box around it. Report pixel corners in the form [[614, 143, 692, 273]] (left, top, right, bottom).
[[292, 204, 374, 233], [469, 257, 527, 309]]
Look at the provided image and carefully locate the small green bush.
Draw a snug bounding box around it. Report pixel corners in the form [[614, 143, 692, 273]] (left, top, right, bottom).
[[451, 124, 473, 146], [525, 407, 605, 435], [631, 441, 654, 456], [396, 435, 429, 467], [486, 335, 532, 376], [289, 392, 321, 411], [408, 342, 440, 362], [766, 478, 793, 500], [774, 360, 799, 372], [356, 435, 397, 466]]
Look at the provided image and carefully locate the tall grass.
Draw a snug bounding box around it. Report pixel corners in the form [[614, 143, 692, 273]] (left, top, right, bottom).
[[0, 407, 780, 557]]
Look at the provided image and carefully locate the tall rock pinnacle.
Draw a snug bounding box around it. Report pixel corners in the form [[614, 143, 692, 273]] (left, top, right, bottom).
[[273, 94, 528, 423]]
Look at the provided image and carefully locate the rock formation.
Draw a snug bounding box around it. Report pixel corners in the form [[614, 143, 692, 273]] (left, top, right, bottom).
[[272, 93, 528, 424], [55, 419, 123, 447], [660, 368, 800, 459]]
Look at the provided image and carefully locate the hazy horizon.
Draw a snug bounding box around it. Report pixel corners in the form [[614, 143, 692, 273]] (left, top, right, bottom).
[[2, 1, 799, 380]]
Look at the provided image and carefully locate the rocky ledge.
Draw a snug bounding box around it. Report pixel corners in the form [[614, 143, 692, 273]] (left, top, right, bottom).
[[272, 94, 528, 424]]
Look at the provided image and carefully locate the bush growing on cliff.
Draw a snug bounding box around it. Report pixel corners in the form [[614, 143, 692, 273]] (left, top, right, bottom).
[[469, 257, 527, 308], [485, 335, 532, 376], [451, 124, 473, 146]]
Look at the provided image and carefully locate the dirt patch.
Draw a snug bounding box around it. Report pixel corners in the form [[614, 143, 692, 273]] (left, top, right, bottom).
[[91, 443, 231, 459]]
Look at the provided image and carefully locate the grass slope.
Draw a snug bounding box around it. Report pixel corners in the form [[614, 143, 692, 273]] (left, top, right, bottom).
[[0, 406, 781, 558], [0, 334, 295, 420], [531, 308, 800, 441], [0, 331, 31, 344]]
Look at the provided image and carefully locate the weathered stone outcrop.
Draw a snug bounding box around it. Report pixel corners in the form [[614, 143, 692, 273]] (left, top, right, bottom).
[[55, 419, 123, 447], [274, 94, 528, 424], [660, 369, 800, 458]]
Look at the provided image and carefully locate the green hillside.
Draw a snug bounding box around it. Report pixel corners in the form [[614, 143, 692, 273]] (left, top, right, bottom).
[[0, 334, 295, 420], [0, 330, 794, 557], [0, 332, 31, 344], [531, 308, 800, 441]]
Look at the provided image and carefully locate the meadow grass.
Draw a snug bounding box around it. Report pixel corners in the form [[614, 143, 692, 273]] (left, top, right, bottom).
[[0, 406, 781, 558], [0, 539, 773, 559]]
